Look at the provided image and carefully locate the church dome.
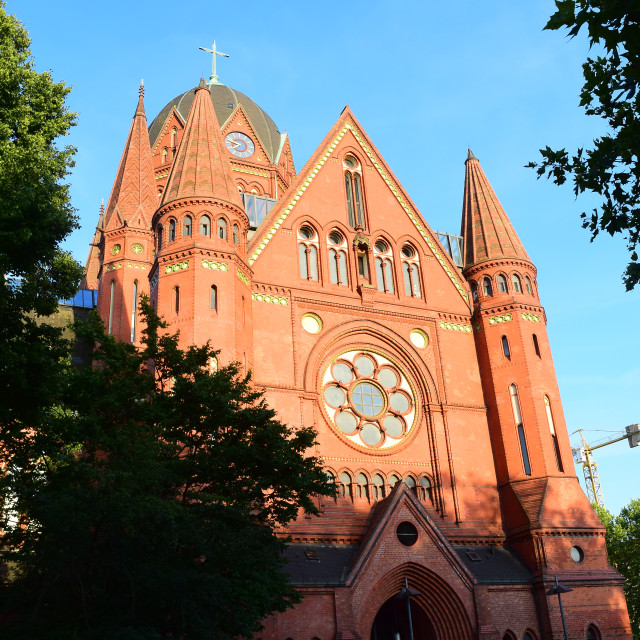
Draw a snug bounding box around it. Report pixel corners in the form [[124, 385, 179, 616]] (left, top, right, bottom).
[[148, 83, 283, 162]]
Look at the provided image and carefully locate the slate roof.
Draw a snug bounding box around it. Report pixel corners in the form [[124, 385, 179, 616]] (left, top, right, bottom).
[[452, 544, 533, 584], [148, 84, 282, 163], [283, 544, 359, 586]]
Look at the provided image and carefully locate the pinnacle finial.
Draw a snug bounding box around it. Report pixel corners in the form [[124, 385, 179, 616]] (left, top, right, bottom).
[[466, 148, 477, 161], [100, 198, 104, 214], [135, 80, 146, 117], [198, 77, 207, 90], [139, 79, 144, 98]]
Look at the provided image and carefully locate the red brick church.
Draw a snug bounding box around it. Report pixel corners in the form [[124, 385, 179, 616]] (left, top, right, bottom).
[[82, 68, 632, 639]]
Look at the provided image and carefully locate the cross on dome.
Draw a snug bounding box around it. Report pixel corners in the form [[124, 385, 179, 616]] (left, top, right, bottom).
[[198, 40, 230, 86]]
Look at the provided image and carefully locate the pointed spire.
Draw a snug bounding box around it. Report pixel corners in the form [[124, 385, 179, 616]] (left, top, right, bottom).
[[461, 151, 530, 269], [104, 84, 157, 229], [161, 82, 243, 207], [80, 202, 106, 289]]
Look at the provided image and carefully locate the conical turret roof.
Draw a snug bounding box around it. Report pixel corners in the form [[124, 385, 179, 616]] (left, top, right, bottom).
[[104, 84, 157, 228], [161, 79, 243, 207], [461, 150, 530, 269]]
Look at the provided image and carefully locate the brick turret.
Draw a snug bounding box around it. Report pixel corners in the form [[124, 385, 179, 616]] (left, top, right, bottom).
[[96, 84, 156, 343], [150, 79, 252, 369]]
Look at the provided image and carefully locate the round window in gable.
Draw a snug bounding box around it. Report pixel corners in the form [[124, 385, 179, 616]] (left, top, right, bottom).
[[299, 225, 315, 240], [375, 239, 389, 253], [570, 545, 584, 563], [301, 313, 322, 334], [396, 521, 418, 547], [409, 329, 428, 349], [329, 230, 344, 245], [111, 243, 122, 256], [344, 155, 358, 168], [401, 244, 416, 258]]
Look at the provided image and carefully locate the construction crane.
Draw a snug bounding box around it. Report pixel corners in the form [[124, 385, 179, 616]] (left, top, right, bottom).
[[571, 424, 640, 508]]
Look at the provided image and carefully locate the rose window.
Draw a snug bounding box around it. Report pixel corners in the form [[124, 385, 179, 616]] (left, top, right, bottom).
[[322, 350, 416, 450]]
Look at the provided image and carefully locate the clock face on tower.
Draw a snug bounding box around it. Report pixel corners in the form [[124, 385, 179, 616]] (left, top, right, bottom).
[[224, 131, 255, 158]]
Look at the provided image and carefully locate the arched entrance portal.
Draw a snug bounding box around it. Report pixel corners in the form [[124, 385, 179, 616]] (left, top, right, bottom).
[[370, 595, 436, 640]]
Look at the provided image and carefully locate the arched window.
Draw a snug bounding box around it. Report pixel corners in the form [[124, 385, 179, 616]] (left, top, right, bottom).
[[356, 473, 368, 498], [210, 285, 217, 311], [339, 472, 352, 497], [523, 632, 536, 640], [130, 280, 138, 343], [502, 632, 516, 640], [374, 239, 395, 293], [162, 147, 168, 163], [511, 273, 522, 293], [533, 334, 541, 358], [587, 625, 601, 640], [299, 224, 319, 281], [502, 335, 511, 359], [525, 275, 533, 295], [170, 126, 177, 152], [510, 384, 531, 476], [404, 475, 417, 493], [232, 224, 239, 245], [344, 156, 365, 228], [174, 286, 180, 315], [372, 473, 385, 500], [218, 218, 227, 240], [108, 280, 115, 335], [183, 215, 192, 237], [497, 274, 508, 292], [401, 244, 421, 297], [169, 218, 176, 242], [483, 277, 493, 296], [200, 215, 211, 236], [389, 474, 400, 488], [470, 280, 479, 302], [419, 476, 433, 503], [328, 230, 348, 286], [545, 395, 564, 472]]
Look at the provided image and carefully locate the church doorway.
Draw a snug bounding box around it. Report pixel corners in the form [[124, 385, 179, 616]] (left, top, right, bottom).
[[370, 595, 436, 640]]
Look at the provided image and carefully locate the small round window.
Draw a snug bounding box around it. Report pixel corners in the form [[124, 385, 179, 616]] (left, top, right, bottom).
[[299, 225, 315, 240], [402, 244, 416, 258], [375, 239, 389, 253], [570, 545, 584, 563], [111, 243, 122, 256], [409, 329, 428, 349], [329, 230, 344, 245], [396, 521, 418, 547], [301, 313, 322, 334], [344, 155, 358, 168]]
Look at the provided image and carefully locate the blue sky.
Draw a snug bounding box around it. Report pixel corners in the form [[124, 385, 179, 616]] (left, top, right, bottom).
[[10, 0, 639, 514]]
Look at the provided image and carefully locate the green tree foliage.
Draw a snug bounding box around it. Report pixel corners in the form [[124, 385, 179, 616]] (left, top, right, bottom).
[[595, 500, 640, 638], [0, 2, 83, 442], [528, 0, 640, 290], [0, 301, 333, 639]]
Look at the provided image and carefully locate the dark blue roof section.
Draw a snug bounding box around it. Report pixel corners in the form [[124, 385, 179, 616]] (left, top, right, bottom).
[[283, 544, 359, 586], [452, 545, 533, 584]]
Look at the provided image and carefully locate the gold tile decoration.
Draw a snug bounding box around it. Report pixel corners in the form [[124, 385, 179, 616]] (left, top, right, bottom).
[[252, 292, 288, 305], [201, 260, 228, 271], [522, 313, 541, 322], [439, 321, 472, 333], [236, 269, 250, 287], [488, 313, 513, 325], [164, 260, 189, 274]]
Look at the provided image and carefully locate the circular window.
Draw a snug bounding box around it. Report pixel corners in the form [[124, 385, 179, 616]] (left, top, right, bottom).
[[299, 225, 315, 240], [344, 155, 358, 168], [402, 244, 416, 258], [131, 243, 143, 254], [111, 243, 121, 256], [570, 545, 584, 563], [375, 239, 389, 253], [301, 313, 322, 334], [396, 521, 418, 546], [409, 329, 428, 349], [322, 350, 417, 450], [329, 230, 343, 245]]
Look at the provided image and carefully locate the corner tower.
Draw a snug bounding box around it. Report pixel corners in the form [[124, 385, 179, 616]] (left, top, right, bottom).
[[96, 85, 156, 343], [150, 79, 252, 368], [461, 150, 628, 636]]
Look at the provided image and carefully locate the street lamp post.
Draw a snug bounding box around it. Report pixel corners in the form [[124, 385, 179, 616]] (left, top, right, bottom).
[[546, 576, 573, 640], [394, 577, 421, 640]]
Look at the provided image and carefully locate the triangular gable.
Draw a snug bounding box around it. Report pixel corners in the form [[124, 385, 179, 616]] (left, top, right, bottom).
[[104, 206, 124, 231], [220, 104, 272, 166], [345, 483, 475, 588], [247, 107, 469, 303], [150, 106, 185, 157]]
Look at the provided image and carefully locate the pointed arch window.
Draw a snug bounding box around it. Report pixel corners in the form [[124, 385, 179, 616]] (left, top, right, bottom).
[[108, 280, 115, 335], [510, 384, 531, 476], [511, 273, 522, 293], [174, 286, 180, 315], [232, 224, 239, 245], [183, 215, 192, 237], [162, 147, 168, 164], [401, 244, 421, 298], [217, 218, 227, 240], [157, 224, 163, 251], [533, 333, 541, 358], [497, 274, 508, 292], [328, 230, 348, 286], [374, 239, 395, 294], [356, 473, 369, 499], [130, 280, 138, 343], [470, 280, 479, 302], [170, 126, 177, 155], [299, 224, 319, 281], [545, 395, 564, 472], [372, 474, 385, 500], [419, 476, 433, 503], [344, 156, 365, 228], [200, 215, 210, 236], [339, 472, 352, 497], [389, 474, 400, 488], [502, 335, 511, 359], [482, 277, 493, 297], [169, 219, 176, 242]]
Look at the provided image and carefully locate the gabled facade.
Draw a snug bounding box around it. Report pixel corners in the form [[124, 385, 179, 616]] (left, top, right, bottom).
[[86, 79, 632, 640]]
